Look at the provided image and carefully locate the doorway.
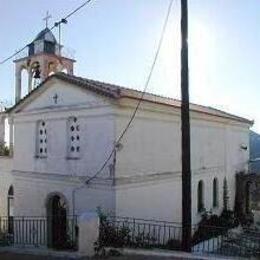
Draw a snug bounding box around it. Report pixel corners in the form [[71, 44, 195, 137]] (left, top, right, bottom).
[[47, 194, 67, 249]]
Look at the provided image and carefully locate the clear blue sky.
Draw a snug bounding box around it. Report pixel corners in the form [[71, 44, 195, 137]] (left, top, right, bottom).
[[0, 0, 260, 131]]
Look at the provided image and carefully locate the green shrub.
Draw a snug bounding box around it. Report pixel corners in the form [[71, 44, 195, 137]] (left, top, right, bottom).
[[192, 210, 239, 244], [0, 142, 10, 156], [95, 208, 131, 255]]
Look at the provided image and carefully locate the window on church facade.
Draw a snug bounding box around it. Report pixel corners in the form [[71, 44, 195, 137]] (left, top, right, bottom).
[[197, 180, 205, 213], [36, 120, 47, 157], [67, 117, 80, 158], [213, 178, 219, 208]]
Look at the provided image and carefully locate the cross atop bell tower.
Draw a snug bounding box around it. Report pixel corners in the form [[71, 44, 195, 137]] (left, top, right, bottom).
[[13, 15, 76, 103], [43, 11, 52, 28]]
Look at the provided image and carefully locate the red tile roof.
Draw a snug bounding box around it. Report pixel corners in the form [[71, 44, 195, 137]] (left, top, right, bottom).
[[7, 72, 254, 125]]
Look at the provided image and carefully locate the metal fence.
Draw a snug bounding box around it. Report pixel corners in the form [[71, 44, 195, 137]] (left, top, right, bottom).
[[99, 216, 183, 250], [0, 216, 78, 250], [100, 216, 260, 258], [192, 225, 260, 257]]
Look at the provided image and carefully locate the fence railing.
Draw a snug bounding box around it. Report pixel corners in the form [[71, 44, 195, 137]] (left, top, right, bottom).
[[100, 216, 183, 250], [100, 216, 260, 257], [0, 216, 78, 250], [192, 225, 260, 257]]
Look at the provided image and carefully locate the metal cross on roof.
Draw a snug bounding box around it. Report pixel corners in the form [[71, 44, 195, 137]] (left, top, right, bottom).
[[43, 11, 52, 28]]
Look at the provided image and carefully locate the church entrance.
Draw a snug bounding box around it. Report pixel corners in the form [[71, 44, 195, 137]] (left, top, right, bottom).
[[47, 194, 68, 249]]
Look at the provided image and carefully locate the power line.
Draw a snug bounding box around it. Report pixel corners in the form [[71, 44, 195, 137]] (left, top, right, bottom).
[[0, 46, 28, 65], [0, 0, 92, 65], [63, 0, 92, 20], [86, 0, 175, 184]]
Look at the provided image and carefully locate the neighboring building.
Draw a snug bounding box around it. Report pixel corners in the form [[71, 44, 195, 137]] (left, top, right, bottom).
[[0, 27, 253, 232], [249, 130, 260, 173]]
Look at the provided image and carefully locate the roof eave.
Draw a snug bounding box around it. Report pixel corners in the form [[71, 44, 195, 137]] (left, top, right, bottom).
[[6, 73, 119, 114], [119, 94, 254, 126]]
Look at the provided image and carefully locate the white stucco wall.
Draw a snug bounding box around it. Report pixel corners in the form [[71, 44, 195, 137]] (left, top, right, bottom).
[[116, 176, 182, 222], [0, 157, 13, 216], [115, 110, 181, 176], [114, 100, 250, 224], [13, 80, 116, 179], [13, 175, 115, 217]]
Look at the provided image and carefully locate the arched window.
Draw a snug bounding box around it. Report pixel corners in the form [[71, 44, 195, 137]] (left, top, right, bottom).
[[7, 185, 14, 233], [8, 185, 13, 196], [213, 178, 219, 208], [8, 185, 14, 216], [36, 120, 47, 157], [223, 177, 229, 210], [197, 180, 205, 213], [67, 117, 80, 158]]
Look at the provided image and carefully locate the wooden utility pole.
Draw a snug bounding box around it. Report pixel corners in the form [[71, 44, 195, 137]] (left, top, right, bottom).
[[181, 0, 192, 252]]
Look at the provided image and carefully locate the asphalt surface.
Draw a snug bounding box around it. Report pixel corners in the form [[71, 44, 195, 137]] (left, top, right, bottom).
[[0, 252, 190, 260], [0, 253, 62, 260]]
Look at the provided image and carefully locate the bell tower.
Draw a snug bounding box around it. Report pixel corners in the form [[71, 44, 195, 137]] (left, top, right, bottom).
[[13, 13, 75, 103]]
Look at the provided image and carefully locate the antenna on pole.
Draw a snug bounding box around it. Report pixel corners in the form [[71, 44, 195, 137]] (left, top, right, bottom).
[[181, 0, 192, 252], [54, 19, 68, 57]]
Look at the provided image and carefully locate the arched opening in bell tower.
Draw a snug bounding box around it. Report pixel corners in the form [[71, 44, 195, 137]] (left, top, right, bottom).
[[31, 61, 42, 89], [62, 67, 68, 74], [21, 68, 29, 98], [48, 62, 56, 76]]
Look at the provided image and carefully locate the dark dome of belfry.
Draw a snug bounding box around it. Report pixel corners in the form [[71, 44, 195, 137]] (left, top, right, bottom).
[[34, 28, 57, 43]]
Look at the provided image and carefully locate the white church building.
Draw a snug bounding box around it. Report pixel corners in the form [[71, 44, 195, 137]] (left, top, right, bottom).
[[0, 27, 253, 230]]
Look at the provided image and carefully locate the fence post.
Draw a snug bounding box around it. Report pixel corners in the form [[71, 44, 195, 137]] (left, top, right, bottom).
[[78, 211, 99, 256]]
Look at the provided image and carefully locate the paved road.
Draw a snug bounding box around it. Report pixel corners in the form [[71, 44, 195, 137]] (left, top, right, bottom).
[[0, 253, 62, 260], [0, 252, 189, 260], [100, 257, 188, 260]]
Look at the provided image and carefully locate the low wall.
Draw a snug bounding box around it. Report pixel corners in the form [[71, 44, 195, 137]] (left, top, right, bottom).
[[78, 211, 99, 256], [0, 156, 13, 172]]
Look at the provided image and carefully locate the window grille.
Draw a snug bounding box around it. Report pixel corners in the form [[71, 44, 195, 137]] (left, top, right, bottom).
[[37, 120, 47, 157], [68, 117, 80, 158]]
